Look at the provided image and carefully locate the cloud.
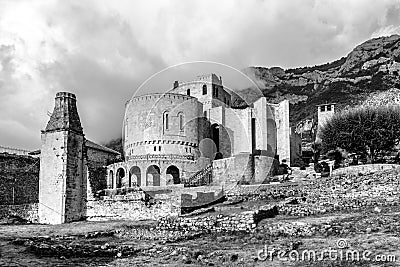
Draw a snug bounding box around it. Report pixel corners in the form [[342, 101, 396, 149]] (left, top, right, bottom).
[[0, 0, 399, 149]]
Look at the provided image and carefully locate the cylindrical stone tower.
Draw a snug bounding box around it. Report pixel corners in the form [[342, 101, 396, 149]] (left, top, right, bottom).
[[124, 93, 203, 159]]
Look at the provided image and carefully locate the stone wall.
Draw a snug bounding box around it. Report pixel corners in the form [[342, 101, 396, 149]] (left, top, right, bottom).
[[157, 206, 278, 232], [0, 203, 39, 223], [0, 153, 39, 205], [86, 198, 179, 221], [212, 154, 254, 185], [331, 163, 400, 176]]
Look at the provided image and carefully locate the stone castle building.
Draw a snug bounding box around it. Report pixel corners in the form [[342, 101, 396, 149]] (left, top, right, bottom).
[[107, 74, 299, 189]]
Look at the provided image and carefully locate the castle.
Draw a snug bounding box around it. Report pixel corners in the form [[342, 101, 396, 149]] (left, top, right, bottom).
[[106, 74, 300, 189], [38, 74, 301, 224]]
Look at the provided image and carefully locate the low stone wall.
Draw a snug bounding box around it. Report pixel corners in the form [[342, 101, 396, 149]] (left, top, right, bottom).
[[332, 164, 400, 176], [86, 199, 180, 221], [226, 182, 307, 201], [0, 203, 39, 223], [157, 206, 278, 232]]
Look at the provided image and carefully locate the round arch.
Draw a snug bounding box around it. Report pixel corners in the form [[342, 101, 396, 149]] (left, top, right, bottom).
[[129, 166, 141, 187], [211, 123, 220, 153], [166, 165, 180, 185], [146, 165, 160, 186], [116, 168, 126, 188]]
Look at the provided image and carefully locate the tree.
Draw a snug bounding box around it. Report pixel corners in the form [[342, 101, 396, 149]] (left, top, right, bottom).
[[320, 106, 400, 163]]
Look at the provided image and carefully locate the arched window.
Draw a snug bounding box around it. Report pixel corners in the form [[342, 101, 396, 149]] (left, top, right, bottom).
[[164, 112, 169, 130], [179, 113, 184, 131], [202, 84, 207, 95]]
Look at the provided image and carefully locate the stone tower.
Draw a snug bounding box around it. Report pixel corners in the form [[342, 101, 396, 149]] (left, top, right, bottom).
[[38, 92, 87, 224], [316, 103, 336, 142]]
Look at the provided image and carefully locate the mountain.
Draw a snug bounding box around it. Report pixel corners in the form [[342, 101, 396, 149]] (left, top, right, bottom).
[[242, 35, 400, 128]]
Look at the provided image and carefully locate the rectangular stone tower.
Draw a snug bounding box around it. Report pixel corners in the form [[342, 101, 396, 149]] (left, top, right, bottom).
[[38, 92, 87, 224], [316, 103, 336, 143]]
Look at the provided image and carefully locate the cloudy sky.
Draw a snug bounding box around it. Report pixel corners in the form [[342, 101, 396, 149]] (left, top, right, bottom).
[[1, 0, 400, 149]]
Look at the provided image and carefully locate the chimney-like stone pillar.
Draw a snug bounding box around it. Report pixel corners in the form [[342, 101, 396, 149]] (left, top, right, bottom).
[[38, 92, 87, 224]]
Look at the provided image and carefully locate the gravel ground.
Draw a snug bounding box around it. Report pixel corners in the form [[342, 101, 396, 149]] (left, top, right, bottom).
[[1, 208, 400, 266]]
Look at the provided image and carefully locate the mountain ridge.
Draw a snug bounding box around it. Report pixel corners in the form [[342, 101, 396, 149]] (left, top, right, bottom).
[[242, 34, 400, 128]]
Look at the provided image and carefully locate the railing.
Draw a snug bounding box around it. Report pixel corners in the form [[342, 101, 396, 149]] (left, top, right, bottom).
[[126, 154, 194, 161], [183, 163, 213, 187]]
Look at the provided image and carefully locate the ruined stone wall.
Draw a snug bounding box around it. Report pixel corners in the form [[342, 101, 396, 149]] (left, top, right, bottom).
[[0, 146, 31, 156], [86, 198, 179, 221], [0, 153, 39, 205], [86, 147, 118, 198], [0, 203, 38, 223], [157, 206, 277, 232]]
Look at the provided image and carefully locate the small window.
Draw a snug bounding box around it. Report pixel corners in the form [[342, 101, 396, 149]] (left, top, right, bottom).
[[159, 146, 161, 151], [216, 87, 218, 97], [187, 89, 190, 96], [154, 146, 156, 151], [164, 112, 169, 130], [327, 105, 332, 111], [202, 84, 207, 95], [204, 111, 207, 117], [320, 106, 325, 112], [179, 113, 184, 131]]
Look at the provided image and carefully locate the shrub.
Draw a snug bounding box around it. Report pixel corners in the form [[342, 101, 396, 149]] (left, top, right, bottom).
[[320, 105, 400, 163]]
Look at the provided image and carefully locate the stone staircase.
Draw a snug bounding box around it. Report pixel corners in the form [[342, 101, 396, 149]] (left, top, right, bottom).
[[183, 163, 213, 187]]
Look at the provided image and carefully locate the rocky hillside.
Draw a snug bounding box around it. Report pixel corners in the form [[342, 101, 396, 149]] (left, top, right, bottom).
[[243, 34, 400, 128]]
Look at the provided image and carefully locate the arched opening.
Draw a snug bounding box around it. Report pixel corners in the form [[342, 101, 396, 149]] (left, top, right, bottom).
[[166, 165, 180, 185], [108, 170, 114, 189], [211, 124, 220, 152], [116, 168, 125, 188], [146, 165, 160, 186], [129, 166, 141, 187]]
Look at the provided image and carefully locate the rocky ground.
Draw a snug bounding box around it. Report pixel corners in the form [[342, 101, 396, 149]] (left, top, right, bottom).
[[1, 168, 400, 266]]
